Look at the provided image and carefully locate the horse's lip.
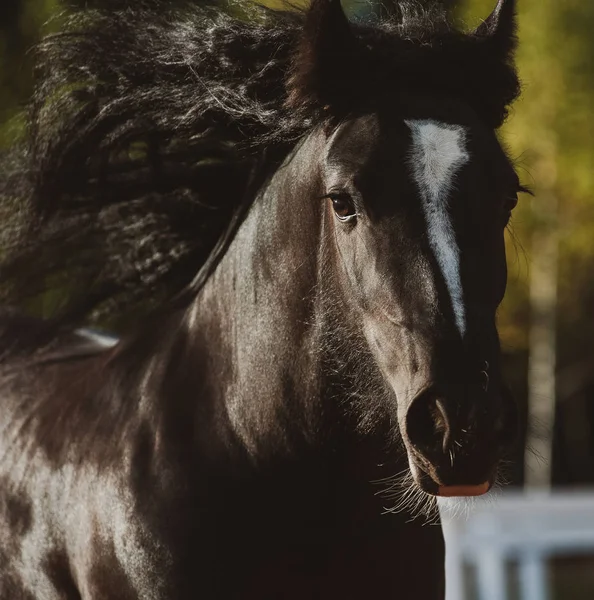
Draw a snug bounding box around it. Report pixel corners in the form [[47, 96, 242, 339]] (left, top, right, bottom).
[[437, 481, 491, 497], [412, 465, 494, 497]]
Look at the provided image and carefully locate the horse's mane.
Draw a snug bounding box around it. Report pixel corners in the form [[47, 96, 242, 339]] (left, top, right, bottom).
[[0, 0, 519, 340]]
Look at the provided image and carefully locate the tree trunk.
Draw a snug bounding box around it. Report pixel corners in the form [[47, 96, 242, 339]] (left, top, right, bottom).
[[524, 158, 559, 490]]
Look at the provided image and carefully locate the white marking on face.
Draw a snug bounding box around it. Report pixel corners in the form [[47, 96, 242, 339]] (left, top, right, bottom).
[[405, 119, 470, 336]]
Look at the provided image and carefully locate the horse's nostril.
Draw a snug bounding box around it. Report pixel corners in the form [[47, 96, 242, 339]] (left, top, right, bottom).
[[434, 399, 452, 452], [405, 390, 452, 456]]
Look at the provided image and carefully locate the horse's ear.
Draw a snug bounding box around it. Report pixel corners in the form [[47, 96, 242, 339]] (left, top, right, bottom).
[[286, 0, 365, 116], [474, 0, 517, 58], [471, 0, 520, 127]]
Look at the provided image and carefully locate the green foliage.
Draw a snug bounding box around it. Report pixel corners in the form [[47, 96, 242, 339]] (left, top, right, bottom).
[[0, 0, 61, 141]]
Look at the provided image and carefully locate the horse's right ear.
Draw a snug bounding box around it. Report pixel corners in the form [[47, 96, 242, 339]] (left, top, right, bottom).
[[286, 0, 365, 116]]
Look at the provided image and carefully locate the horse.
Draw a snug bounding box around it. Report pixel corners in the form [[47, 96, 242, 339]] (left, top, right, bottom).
[[0, 0, 524, 597]]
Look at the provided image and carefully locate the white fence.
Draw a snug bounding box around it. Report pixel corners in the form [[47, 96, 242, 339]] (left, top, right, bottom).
[[441, 490, 594, 600]]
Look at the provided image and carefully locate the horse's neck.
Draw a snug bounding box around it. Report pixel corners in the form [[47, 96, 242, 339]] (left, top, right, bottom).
[[146, 134, 410, 527], [186, 133, 332, 462]]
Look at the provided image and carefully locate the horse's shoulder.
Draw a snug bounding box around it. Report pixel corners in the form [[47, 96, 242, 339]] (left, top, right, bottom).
[[0, 316, 120, 438]]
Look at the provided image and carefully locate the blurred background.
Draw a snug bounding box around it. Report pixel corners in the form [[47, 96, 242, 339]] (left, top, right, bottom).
[[0, 0, 593, 598]]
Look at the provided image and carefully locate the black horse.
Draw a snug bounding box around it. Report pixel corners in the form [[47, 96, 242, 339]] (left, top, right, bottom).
[[0, 0, 524, 597]]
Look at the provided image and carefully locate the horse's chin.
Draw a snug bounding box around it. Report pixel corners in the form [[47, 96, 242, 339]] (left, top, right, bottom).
[[412, 466, 497, 521], [373, 462, 497, 522]]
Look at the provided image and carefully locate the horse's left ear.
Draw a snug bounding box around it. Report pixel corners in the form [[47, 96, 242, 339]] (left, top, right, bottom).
[[474, 0, 518, 59], [471, 0, 520, 127], [286, 0, 365, 117]]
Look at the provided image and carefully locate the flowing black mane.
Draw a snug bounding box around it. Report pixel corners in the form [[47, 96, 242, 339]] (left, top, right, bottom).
[[0, 0, 519, 339]]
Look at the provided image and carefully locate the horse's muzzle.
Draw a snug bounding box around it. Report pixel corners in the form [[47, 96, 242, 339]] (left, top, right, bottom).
[[402, 383, 516, 496]]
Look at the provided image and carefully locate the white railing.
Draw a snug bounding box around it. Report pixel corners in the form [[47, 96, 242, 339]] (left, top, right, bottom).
[[441, 490, 594, 600]]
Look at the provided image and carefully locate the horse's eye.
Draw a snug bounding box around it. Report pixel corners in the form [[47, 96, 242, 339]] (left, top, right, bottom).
[[329, 195, 357, 222]]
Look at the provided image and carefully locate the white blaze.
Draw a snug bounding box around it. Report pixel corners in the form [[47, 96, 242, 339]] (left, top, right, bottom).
[[405, 119, 470, 336]]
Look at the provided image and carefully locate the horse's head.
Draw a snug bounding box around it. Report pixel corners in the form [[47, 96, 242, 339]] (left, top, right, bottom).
[[318, 110, 520, 498], [288, 0, 521, 497]]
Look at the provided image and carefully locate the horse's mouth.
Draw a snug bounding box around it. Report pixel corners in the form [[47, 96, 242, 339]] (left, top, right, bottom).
[[436, 481, 491, 497], [410, 461, 495, 498]]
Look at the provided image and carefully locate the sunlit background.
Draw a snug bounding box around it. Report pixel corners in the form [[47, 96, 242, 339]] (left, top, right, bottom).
[[1, 0, 593, 598]]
